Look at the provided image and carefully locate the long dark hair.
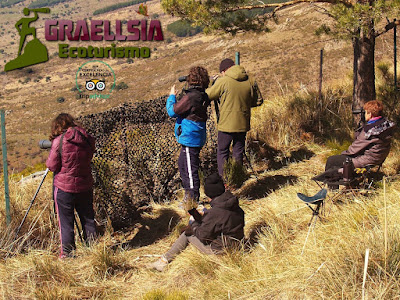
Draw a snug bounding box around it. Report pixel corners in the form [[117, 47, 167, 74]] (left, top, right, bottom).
[[49, 113, 76, 141]]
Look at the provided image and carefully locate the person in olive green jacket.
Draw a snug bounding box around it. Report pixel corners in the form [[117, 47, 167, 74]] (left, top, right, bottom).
[[206, 58, 263, 177]]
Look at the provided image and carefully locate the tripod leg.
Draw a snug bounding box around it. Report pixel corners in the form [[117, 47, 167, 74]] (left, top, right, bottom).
[[14, 168, 50, 240], [302, 215, 317, 255], [74, 213, 84, 243]]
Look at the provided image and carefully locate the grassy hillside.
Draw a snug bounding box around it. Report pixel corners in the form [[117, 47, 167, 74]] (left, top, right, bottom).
[[0, 0, 397, 172]]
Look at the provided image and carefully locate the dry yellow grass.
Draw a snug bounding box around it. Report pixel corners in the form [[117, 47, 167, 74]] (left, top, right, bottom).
[[0, 142, 399, 299]]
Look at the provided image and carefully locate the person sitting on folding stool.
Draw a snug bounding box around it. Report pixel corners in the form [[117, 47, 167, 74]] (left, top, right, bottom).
[[318, 100, 395, 185]]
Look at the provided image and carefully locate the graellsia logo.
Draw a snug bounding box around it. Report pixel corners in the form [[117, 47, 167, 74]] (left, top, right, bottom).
[[76, 60, 115, 100], [4, 7, 50, 71], [4, 6, 164, 72]]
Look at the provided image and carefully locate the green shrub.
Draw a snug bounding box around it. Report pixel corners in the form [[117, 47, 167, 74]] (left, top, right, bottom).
[[70, 84, 82, 92], [115, 82, 128, 91], [325, 139, 352, 156], [93, 0, 146, 15], [11, 162, 46, 181], [376, 61, 400, 125], [286, 89, 353, 141], [223, 159, 248, 188], [251, 86, 355, 151], [315, 24, 331, 36], [167, 20, 203, 37], [0, 0, 24, 8], [29, 0, 69, 8], [22, 77, 31, 84]]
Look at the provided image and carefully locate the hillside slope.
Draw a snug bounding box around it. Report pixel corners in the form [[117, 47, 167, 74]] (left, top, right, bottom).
[[0, 0, 397, 171]]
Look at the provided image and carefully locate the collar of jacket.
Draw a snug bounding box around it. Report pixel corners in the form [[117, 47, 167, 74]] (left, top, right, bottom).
[[186, 85, 205, 92], [364, 118, 395, 139]]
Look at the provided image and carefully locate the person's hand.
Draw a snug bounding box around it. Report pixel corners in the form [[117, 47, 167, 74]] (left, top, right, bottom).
[[170, 85, 176, 96], [184, 225, 194, 236], [212, 74, 220, 81]]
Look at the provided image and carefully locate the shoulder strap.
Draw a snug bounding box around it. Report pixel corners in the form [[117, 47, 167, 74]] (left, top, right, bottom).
[[58, 131, 66, 160]]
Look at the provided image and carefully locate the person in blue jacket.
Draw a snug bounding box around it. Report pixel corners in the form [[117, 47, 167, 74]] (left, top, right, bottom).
[[166, 66, 210, 205]]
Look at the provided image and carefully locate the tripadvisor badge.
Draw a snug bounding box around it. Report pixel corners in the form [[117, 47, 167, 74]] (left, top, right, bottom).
[[4, 7, 50, 72], [76, 60, 115, 100]]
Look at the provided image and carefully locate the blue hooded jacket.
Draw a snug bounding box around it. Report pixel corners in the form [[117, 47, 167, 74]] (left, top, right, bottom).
[[166, 88, 209, 148]]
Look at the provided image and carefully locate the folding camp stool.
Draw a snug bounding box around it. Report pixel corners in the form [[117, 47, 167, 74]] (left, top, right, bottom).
[[297, 188, 328, 226], [297, 188, 327, 254]]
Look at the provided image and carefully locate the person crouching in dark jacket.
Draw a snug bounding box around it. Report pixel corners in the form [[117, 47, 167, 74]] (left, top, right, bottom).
[[149, 173, 245, 271], [166, 66, 210, 205], [46, 113, 96, 258], [320, 100, 395, 184]]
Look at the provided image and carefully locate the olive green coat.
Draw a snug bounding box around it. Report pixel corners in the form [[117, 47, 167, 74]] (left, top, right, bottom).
[[206, 65, 261, 132]]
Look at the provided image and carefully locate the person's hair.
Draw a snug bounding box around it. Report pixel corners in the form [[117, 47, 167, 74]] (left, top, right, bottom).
[[364, 100, 383, 117], [49, 113, 76, 141], [187, 66, 209, 89]]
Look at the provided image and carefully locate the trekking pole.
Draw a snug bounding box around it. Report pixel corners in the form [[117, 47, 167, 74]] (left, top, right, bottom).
[[14, 168, 50, 239], [213, 100, 220, 122]]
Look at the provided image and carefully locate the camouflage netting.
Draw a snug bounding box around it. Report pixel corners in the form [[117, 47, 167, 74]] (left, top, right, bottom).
[[78, 96, 218, 230]]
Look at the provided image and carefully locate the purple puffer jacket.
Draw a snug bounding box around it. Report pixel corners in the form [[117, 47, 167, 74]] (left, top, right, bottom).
[[46, 126, 95, 193]]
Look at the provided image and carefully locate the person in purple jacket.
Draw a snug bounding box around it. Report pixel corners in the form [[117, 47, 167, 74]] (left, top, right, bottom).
[[46, 113, 96, 258], [314, 100, 395, 187]]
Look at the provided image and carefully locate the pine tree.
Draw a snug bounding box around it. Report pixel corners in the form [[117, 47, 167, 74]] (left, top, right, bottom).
[[161, 0, 400, 109]]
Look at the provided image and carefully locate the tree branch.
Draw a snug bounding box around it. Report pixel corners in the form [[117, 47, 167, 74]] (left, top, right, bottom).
[[226, 0, 354, 12], [309, 3, 336, 19], [375, 20, 400, 37]]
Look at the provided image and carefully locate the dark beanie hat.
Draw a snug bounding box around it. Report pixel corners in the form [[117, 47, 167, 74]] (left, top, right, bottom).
[[219, 58, 235, 73], [204, 173, 225, 198]]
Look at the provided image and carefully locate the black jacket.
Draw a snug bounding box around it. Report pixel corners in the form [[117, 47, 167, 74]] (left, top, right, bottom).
[[174, 86, 209, 122], [192, 191, 245, 250]]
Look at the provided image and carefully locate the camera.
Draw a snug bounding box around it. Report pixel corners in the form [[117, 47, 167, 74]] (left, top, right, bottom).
[[352, 108, 364, 114], [39, 140, 52, 149], [352, 108, 365, 124], [178, 76, 187, 82]]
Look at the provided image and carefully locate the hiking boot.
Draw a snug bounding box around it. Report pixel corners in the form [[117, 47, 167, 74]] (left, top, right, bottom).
[[148, 256, 168, 272]]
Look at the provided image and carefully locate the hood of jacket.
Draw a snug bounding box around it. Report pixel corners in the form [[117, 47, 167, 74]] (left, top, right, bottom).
[[364, 118, 395, 139], [64, 126, 92, 147], [225, 65, 248, 82], [210, 191, 240, 211]]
